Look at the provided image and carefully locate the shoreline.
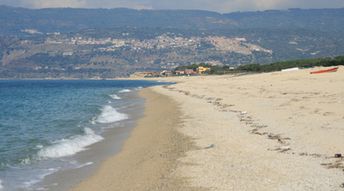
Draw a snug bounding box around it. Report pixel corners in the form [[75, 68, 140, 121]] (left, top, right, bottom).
[[71, 88, 200, 191], [67, 66, 343, 190], [0, 80, 175, 190], [35, 90, 146, 191]]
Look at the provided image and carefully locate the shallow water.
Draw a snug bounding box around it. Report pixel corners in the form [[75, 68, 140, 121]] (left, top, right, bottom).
[[0, 80, 165, 190]]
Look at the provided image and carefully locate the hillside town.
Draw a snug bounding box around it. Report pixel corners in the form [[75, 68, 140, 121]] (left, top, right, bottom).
[[45, 33, 272, 55], [1, 32, 273, 78]]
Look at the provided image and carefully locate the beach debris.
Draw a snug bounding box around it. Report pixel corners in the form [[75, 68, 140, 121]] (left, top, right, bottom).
[[266, 133, 292, 145], [276, 146, 291, 153], [340, 183, 344, 188], [299, 152, 323, 158], [335, 153, 342, 158], [256, 124, 268, 129], [267, 133, 281, 140], [206, 97, 216, 101], [204, 144, 215, 150], [321, 161, 344, 169]]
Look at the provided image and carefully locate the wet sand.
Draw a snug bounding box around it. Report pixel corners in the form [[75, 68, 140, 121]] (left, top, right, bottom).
[[71, 88, 201, 191]]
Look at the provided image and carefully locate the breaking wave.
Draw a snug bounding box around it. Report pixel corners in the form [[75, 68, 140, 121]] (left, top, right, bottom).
[[118, 89, 131, 93], [110, 94, 121, 100], [37, 128, 103, 159], [96, 105, 128, 124]]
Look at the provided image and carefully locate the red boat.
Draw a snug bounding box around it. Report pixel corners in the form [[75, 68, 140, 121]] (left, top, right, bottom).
[[310, 67, 339, 74]]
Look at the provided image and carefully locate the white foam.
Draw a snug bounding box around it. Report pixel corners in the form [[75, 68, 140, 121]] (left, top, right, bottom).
[[76, 162, 94, 169], [90, 117, 97, 125], [110, 94, 121, 100], [37, 128, 103, 159], [118, 89, 131, 93], [96, 105, 128, 124], [0, 179, 3, 190], [20, 157, 31, 165]]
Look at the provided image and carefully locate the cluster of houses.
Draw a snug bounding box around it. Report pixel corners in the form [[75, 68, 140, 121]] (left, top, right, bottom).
[[174, 66, 210, 76], [130, 66, 211, 78], [161, 66, 211, 77]]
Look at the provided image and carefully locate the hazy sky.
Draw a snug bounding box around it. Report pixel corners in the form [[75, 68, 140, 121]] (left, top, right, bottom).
[[1, 0, 344, 12]]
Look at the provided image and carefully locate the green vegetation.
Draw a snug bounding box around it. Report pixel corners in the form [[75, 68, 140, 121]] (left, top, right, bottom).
[[175, 63, 235, 75], [236, 56, 344, 73], [174, 56, 344, 75], [1, 6, 344, 78]]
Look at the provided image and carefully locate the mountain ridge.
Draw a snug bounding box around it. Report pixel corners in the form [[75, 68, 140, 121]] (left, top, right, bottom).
[[0, 6, 344, 78], [1, 6, 344, 34]]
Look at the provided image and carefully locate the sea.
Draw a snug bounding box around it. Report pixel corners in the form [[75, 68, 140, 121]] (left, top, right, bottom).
[[0, 80, 167, 191]]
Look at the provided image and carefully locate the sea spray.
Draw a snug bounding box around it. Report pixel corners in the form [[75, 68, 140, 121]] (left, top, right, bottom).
[[96, 105, 128, 124], [38, 128, 103, 159]]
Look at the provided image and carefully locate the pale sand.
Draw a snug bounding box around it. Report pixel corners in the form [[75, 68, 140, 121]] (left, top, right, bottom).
[[74, 66, 344, 190], [71, 89, 203, 191], [151, 66, 344, 190]]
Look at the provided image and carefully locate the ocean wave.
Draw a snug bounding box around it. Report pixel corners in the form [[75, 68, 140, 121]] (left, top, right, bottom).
[[96, 105, 128, 124], [37, 128, 103, 159], [0, 179, 3, 190], [110, 94, 121, 100], [118, 89, 131, 93]]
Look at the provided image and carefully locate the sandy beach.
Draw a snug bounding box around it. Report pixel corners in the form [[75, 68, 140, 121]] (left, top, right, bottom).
[[73, 66, 344, 190], [71, 89, 202, 191]]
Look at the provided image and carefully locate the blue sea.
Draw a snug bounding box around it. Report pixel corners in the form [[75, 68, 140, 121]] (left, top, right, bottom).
[[0, 80, 165, 191]]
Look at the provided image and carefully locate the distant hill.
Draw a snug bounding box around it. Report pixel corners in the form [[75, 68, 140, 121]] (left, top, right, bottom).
[[1, 6, 344, 35], [0, 6, 226, 34], [0, 6, 344, 78], [225, 9, 344, 32]]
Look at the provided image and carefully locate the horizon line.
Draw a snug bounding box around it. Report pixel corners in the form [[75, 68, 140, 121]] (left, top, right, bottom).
[[1, 4, 344, 14]]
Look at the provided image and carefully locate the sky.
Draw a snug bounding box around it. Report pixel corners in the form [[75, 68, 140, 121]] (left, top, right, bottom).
[[0, 0, 344, 13]]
